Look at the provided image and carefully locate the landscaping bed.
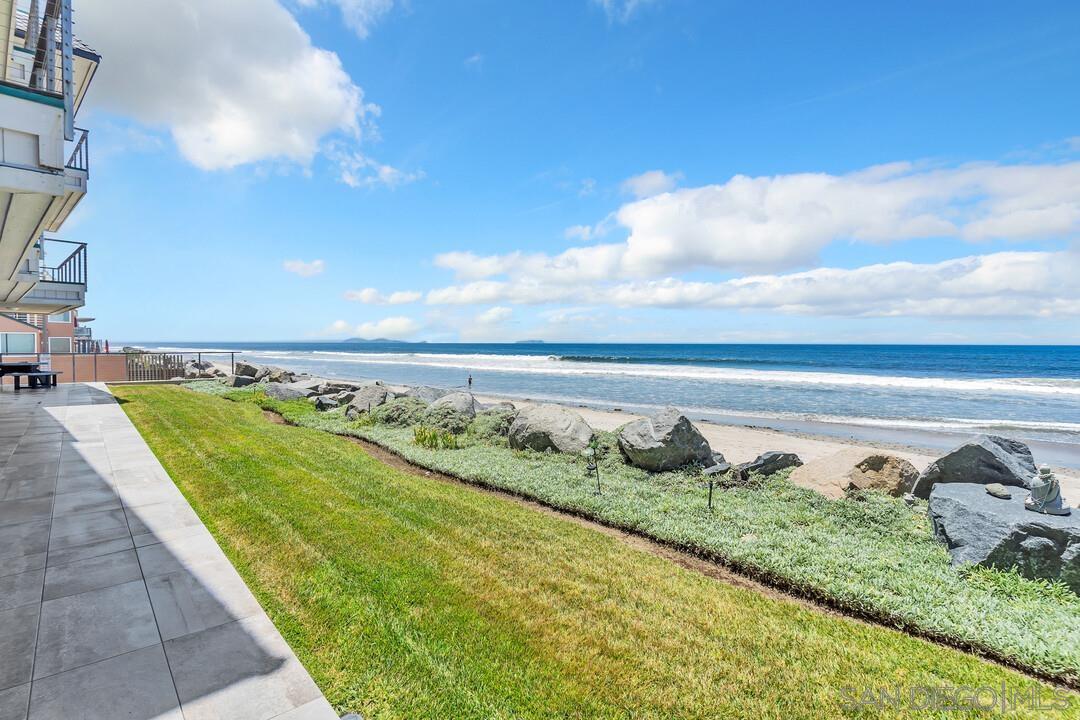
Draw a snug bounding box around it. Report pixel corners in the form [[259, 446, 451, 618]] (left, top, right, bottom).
[[185, 381, 1080, 686]]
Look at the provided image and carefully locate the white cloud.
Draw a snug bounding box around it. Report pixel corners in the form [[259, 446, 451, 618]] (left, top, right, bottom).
[[344, 288, 422, 304], [80, 0, 376, 170], [297, 0, 396, 39], [354, 316, 421, 338], [579, 178, 597, 197], [476, 306, 513, 325], [431, 159, 1080, 281], [593, 0, 662, 23], [422, 250, 1080, 318], [283, 259, 326, 277], [620, 169, 681, 199], [331, 146, 425, 189], [464, 53, 484, 70]]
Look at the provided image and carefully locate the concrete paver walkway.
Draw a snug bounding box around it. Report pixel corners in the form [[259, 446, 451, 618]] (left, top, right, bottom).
[[0, 383, 338, 720]]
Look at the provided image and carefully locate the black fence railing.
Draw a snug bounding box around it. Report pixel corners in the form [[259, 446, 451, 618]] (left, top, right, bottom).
[[39, 240, 86, 285], [66, 127, 89, 172]]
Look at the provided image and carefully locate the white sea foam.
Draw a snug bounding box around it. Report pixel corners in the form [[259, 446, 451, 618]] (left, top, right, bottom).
[[276, 350, 1080, 398]]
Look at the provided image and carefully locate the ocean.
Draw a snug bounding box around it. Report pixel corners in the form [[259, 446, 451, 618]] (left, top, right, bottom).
[[140, 342, 1080, 467]]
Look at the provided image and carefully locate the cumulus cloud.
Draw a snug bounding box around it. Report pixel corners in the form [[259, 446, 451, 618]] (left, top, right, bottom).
[[283, 259, 326, 277], [354, 316, 421, 338], [79, 0, 376, 170], [344, 288, 422, 304], [431, 160, 1080, 281], [620, 169, 681, 199], [423, 250, 1080, 318], [297, 0, 396, 39]]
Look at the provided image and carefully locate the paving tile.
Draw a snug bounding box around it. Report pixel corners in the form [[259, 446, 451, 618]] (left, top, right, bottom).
[[54, 471, 112, 495], [27, 645, 182, 720], [165, 614, 322, 720], [0, 552, 45, 580], [127, 501, 203, 543], [0, 569, 43, 612], [147, 559, 263, 641], [34, 580, 160, 679], [47, 508, 129, 551], [136, 529, 226, 578], [271, 697, 338, 720], [0, 682, 29, 720], [0, 476, 54, 502], [51, 486, 121, 517], [46, 535, 134, 567], [117, 481, 185, 509], [0, 499, 51, 529], [0, 521, 50, 562], [0, 604, 38, 691], [112, 466, 172, 488], [43, 550, 142, 601]]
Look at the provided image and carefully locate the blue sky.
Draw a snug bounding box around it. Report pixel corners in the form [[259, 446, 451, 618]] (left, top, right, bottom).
[[73, 0, 1080, 343]]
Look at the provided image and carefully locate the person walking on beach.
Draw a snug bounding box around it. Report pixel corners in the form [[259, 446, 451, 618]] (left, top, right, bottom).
[[468, 374, 473, 391]]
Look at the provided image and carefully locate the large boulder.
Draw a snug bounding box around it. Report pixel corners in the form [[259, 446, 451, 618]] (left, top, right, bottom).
[[786, 450, 918, 499], [913, 435, 1037, 499], [265, 366, 294, 384], [509, 404, 593, 454], [287, 378, 329, 396], [738, 451, 802, 477], [314, 396, 339, 411], [420, 392, 479, 433], [846, 454, 919, 497], [617, 407, 714, 471], [345, 386, 395, 420], [263, 383, 308, 401], [405, 386, 452, 404], [928, 483, 1080, 592], [320, 379, 379, 394], [225, 374, 257, 388], [234, 360, 266, 378], [184, 360, 217, 379]]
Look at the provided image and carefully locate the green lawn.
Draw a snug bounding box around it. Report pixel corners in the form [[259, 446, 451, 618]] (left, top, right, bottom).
[[115, 385, 1076, 719]]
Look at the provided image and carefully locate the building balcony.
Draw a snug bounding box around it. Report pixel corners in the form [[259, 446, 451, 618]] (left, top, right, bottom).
[[4, 238, 87, 314]]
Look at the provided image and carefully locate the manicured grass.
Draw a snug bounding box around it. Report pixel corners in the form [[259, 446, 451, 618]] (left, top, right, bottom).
[[190, 382, 1080, 687], [116, 385, 1077, 718]]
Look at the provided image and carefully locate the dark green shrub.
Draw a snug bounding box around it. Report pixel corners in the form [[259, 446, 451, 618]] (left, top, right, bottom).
[[470, 407, 517, 440], [421, 404, 473, 434]]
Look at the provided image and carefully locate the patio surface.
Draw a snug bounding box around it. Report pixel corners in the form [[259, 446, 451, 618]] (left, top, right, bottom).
[[0, 383, 338, 720]]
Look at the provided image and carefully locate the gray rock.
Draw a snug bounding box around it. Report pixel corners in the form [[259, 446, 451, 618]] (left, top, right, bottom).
[[263, 383, 308, 401], [616, 407, 713, 471], [333, 390, 357, 405], [508, 404, 593, 454], [430, 392, 479, 417], [738, 451, 803, 476], [265, 366, 294, 384], [928, 482, 1080, 592], [314, 396, 339, 411], [912, 435, 1037, 499], [405, 386, 453, 404], [225, 374, 257, 388], [320, 379, 379, 394], [287, 378, 329, 396], [347, 385, 395, 414], [234, 360, 266, 378]]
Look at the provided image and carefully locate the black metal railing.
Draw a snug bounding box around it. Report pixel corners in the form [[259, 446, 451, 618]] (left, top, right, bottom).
[[66, 127, 89, 172], [39, 239, 86, 285]]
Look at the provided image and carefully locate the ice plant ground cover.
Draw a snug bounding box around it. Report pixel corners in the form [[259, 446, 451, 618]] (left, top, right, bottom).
[[113, 384, 1079, 718], [178, 380, 1080, 687]]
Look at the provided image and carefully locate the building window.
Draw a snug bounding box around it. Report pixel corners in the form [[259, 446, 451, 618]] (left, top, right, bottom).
[[1, 333, 36, 353], [49, 311, 72, 323], [48, 337, 72, 354]]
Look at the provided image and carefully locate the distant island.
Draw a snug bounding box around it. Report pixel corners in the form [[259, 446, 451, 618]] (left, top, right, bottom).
[[515, 340, 546, 344], [342, 338, 426, 344]]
